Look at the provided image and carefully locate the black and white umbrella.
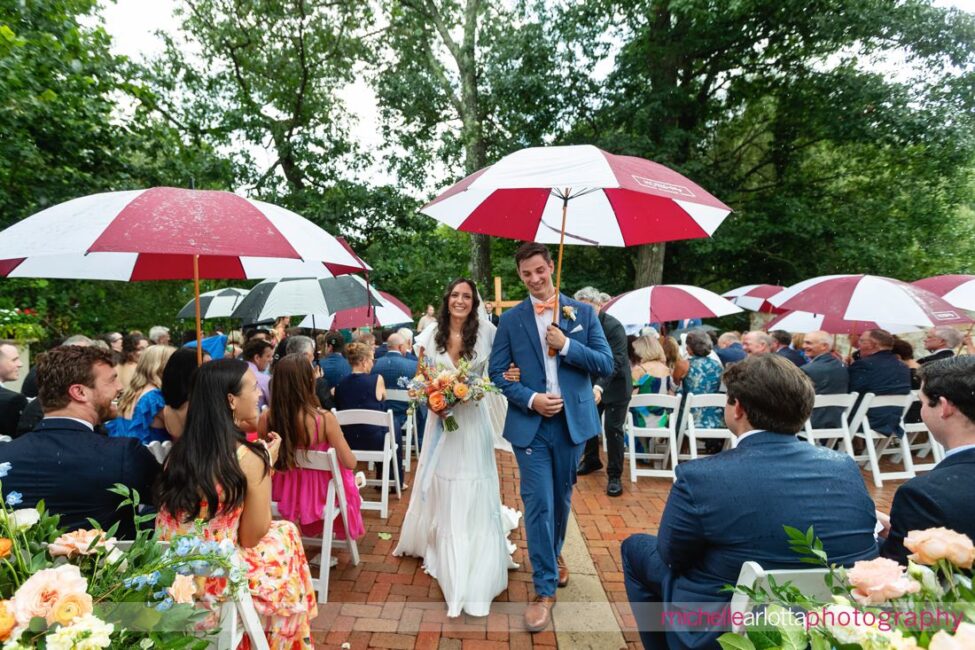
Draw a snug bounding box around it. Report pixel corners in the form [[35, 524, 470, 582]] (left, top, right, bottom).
[[230, 276, 381, 324], [177, 288, 250, 320]]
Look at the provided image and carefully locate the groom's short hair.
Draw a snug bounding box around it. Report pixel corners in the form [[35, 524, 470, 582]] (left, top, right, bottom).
[[514, 242, 552, 267], [724, 354, 814, 434]]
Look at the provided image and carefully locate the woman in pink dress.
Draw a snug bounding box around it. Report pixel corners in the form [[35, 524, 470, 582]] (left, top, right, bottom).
[[156, 359, 317, 650], [259, 353, 364, 540]]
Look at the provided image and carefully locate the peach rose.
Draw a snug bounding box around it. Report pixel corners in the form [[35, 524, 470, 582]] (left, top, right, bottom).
[[168, 574, 197, 605], [930, 624, 975, 650], [48, 529, 116, 559], [0, 538, 11, 559], [49, 592, 93, 626], [428, 392, 447, 413], [847, 557, 921, 605], [452, 382, 470, 400], [0, 601, 15, 642], [12, 564, 89, 627], [905, 528, 975, 569]]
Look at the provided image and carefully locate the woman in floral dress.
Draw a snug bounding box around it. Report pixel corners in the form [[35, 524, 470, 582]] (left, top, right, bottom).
[[156, 359, 317, 649]]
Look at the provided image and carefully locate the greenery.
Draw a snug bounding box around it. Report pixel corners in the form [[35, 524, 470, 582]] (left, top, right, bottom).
[[0, 0, 972, 340]]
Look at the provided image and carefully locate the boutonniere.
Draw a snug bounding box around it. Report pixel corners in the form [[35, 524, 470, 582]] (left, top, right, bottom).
[[563, 305, 577, 322]]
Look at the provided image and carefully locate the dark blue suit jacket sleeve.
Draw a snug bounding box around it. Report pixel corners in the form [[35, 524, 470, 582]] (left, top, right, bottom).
[[880, 483, 943, 564], [658, 468, 707, 573], [489, 313, 535, 412]]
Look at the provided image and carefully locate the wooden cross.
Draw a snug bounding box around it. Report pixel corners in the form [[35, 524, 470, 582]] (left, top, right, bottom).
[[490, 276, 521, 315]]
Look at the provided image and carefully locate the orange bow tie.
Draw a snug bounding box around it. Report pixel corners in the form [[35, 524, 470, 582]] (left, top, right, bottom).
[[533, 296, 558, 315]]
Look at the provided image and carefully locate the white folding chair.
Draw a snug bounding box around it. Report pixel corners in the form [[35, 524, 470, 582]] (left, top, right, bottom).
[[800, 392, 859, 458], [332, 408, 400, 518], [683, 393, 737, 460], [729, 561, 831, 633], [626, 394, 686, 483], [386, 388, 420, 473], [294, 448, 361, 603], [897, 391, 945, 472], [849, 393, 916, 487], [116, 540, 269, 650]]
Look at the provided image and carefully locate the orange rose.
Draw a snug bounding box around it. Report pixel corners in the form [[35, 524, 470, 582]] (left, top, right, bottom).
[[452, 383, 470, 400], [0, 601, 14, 642], [905, 528, 975, 569], [49, 592, 93, 626], [0, 539, 11, 559], [428, 392, 447, 413]]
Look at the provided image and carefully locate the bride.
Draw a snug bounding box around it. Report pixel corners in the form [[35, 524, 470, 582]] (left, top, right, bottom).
[[393, 277, 520, 618]]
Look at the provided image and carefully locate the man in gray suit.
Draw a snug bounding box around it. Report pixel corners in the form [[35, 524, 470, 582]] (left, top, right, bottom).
[[801, 330, 849, 428]]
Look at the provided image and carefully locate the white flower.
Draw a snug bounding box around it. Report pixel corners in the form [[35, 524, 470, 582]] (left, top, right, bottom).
[[907, 560, 943, 595], [139, 639, 154, 649], [44, 614, 113, 650], [0, 508, 40, 533]]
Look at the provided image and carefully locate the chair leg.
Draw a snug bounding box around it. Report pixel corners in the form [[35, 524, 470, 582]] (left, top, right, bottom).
[[864, 432, 884, 488], [668, 431, 679, 481], [898, 434, 916, 477], [628, 433, 637, 483], [380, 452, 390, 520], [841, 429, 855, 459], [403, 422, 413, 474], [688, 430, 699, 460], [391, 444, 402, 499]]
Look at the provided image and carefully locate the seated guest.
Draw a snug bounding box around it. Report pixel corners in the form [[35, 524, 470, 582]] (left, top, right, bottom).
[[259, 354, 363, 540], [630, 335, 674, 429], [880, 357, 975, 564], [918, 326, 960, 365], [848, 328, 912, 437], [660, 336, 688, 387], [622, 354, 877, 650], [243, 327, 271, 344], [241, 338, 274, 412], [892, 337, 916, 365], [285, 335, 334, 410], [319, 330, 352, 387], [0, 346, 159, 538], [371, 332, 418, 436], [681, 330, 725, 455], [16, 335, 94, 436], [118, 333, 148, 391], [800, 330, 849, 429], [148, 325, 171, 347], [335, 343, 398, 474], [742, 330, 773, 356], [106, 345, 174, 443], [0, 341, 27, 438], [770, 330, 806, 367], [374, 328, 389, 359], [397, 327, 419, 361], [155, 359, 317, 647], [160, 348, 199, 439], [715, 332, 746, 366]]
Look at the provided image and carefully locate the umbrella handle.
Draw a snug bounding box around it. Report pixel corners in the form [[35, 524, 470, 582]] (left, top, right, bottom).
[[549, 191, 569, 357]]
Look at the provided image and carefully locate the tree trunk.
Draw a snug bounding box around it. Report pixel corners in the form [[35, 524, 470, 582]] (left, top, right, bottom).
[[634, 242, 666, 287]]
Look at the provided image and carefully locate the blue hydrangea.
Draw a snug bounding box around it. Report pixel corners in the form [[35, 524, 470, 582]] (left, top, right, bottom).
[[0, 462, 11, 478], [146, 571, 161, 587], [152, 589, 169, 600], [154, 597, 174, 612], [5, 491, 22, 507]]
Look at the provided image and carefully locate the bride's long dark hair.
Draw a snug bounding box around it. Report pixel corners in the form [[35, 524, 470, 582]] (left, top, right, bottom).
[[434, 278, 481, 361]]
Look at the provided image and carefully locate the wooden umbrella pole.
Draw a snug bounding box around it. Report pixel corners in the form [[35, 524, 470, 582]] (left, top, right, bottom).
[[194, 254, 203, 366], [549, 190, 570, 356]]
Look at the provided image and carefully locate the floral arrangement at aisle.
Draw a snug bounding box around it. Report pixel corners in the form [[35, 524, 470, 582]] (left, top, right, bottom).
[[0, 309, 44, 343], [719, 526, 975, 650], [0, 468, 245, 649], [399, 358, 499, 431]]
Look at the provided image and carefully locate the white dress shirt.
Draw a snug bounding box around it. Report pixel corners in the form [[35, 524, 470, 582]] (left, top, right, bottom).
[[528, 294, 571, 409], [42, 416, 95, 431], [944, 442, 975, 459]]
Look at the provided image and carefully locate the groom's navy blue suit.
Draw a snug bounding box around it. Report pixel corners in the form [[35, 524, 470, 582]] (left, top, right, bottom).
[[490, 294, 613, 597]]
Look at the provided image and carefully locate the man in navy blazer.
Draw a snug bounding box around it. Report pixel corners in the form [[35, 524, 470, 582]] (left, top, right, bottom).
[[715, 332, 746, 366], [880, 356, 975, 564], [848, 329, 912, 437], [770, 330, 807, 367], [372, 332, 419, 460], [0, 346, 158, 539], [490, 242, 613, 632], [622, 354, 877, 650], [800, 331, 850, 428]]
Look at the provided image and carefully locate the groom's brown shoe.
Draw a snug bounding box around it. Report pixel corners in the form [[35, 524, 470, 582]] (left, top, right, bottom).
[[524, 595, 556, 632], [557, 555, 569, 588]]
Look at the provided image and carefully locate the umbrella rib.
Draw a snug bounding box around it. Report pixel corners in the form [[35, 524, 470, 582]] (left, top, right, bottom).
[[538, 219, 600, 245]]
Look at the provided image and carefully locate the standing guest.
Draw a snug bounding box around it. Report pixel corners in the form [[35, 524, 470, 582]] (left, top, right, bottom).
[[680, 330, 724, 441], [660, 336, 688, 387], [270, 316, 290, 345], [244, 327, 272, 344], [225, 330, 244, 359], [354, 331, 376, 349], [259, 354, 363, 540], [0, 346, 159, 538], [742, 330, 773, 356], [715, 332, 747, 366], [417, 304, 437, 331], [879, 356, 975, 564], [155, 359, 317, 648], [574, 287, 630, 498], [849, 329, 912, 437], [484, 301, 500, 326], [241, 339, 274, 413], [373, 328, 389, 359], [397, 327, 419, 361], [630, 335, 673, 430], [160, 348, 199, 439], [622, 355, 877, 650], [103, 332, 124, 353], [284, 335, 333, 410], [106, 345, 175, 444], [770, 330, 807, 367], [148, 325, 171, 347], [118, 333, 149, 390], [372, 332, 418, 442], [801, 331, 850, 429], [0, 341, 27, 438], [320, 330, 353, 388]]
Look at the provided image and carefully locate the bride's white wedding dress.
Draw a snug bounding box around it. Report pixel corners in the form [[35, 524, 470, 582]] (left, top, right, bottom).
[[393, 319, 520, 618]]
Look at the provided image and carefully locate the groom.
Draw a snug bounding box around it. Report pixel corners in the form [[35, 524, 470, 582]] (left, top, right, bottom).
[[489, 242, 613, 632]]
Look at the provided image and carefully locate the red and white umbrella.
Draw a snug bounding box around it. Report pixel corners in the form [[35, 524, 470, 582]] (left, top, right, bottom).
[[297, 290, 412, 330], [768, 274, 972, 327], [422, 145, 731, 247], [602, 285, 743, 326], [721, 284, 786, 313], [764, 311, 920, 335], [912, 275, 975, 312]]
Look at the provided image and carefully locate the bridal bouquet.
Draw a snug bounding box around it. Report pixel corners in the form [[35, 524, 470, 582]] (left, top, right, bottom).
[[399, 358, 499, 432], [0, 472, 245, 649], [720, 526, 975, 650]]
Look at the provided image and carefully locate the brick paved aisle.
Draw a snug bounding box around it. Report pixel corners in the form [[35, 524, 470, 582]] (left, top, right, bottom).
[[315, 450, 901, 649]]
